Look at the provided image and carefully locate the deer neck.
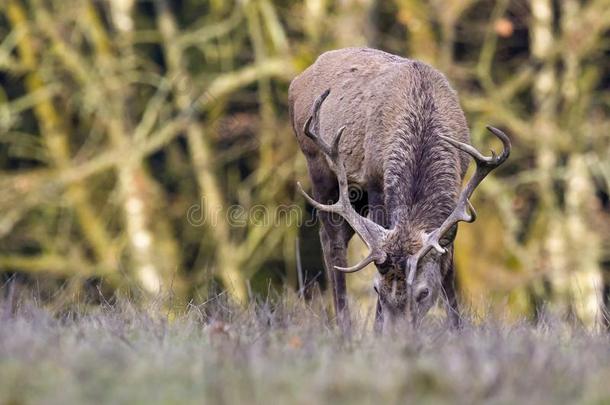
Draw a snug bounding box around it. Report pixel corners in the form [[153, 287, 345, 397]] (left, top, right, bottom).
[[382, 129, 460, 232]]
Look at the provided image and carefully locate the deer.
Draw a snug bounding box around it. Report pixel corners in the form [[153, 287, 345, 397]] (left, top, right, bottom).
[[288, 48, 510, 333]]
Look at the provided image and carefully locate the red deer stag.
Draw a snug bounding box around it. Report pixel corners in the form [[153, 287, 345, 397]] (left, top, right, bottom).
[[289, 48, 510, 332]]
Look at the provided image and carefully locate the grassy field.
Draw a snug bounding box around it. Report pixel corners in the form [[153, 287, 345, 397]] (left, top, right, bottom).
[[1, 293, 610, 405]]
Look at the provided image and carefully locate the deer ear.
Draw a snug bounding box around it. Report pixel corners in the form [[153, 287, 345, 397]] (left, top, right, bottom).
[[439, 224, 458, 247]]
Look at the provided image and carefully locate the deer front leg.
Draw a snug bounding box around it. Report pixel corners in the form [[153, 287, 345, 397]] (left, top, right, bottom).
[[319, 214, 353, 332], [442, 255, 461, 329], [373, 296, 384, 335], [367, 186, 387, 334], [307, 157, 355, 332]]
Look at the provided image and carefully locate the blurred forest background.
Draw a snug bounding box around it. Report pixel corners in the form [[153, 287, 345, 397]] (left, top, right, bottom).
[[0, 0, 609, 325]]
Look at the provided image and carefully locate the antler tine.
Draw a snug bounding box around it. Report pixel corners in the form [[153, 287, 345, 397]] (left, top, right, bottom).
[[303, 89, 336, 157], [335, 253, 377, 273], [297, 89, 389, 273], [296, 182, 339, 213], [407, 126, 511, 286], [439, 125, 511, 167]]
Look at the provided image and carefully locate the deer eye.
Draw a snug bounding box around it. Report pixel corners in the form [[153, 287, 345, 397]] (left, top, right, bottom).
[[376, 263, 390, 275], [416, 288, 430, 303]]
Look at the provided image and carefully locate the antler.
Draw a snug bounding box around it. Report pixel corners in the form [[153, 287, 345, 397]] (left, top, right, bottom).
[[297, 89, 389, 273], [406, 126, 511, 286]]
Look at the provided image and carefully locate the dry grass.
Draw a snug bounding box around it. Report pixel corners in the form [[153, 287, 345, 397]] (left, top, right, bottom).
[[1, 292, 610, 405]]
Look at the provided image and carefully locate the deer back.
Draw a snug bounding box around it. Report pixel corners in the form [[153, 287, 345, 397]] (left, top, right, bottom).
[[289, 47, 471, 229]]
